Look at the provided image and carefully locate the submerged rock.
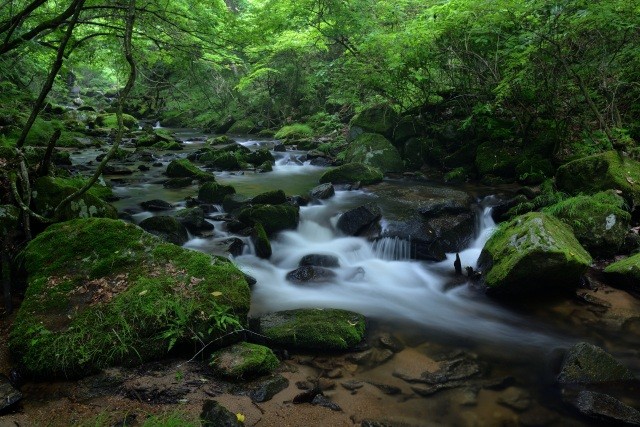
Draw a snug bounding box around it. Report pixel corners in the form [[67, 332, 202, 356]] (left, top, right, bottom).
[[557, 342, 635, 384], [249, 375, 289, 402], [139, 215, 189, 245], [477, 212, 592, 295], [251, 308, 366, 351], [0, 374, 22, 412], [570, 391, 640, 425], [10, 218, 250, 378], [210, 342, 279, 381]]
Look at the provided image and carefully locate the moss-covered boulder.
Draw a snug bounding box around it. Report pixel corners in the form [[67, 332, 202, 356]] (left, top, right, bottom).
[[348, 104, 398, 138], [32, 176, 117, 222], [251, 190, 287, 205], [274, 124, 313, 143], [238, 204, 299, 237], [166, 159, 216, 182], [246, 149, 275, 166], [95, 113, 138, 130], [198, 182, 236, 204], [477, 212, 592, 295], [557, 342, 635, 384], [206, 135, 235, 146], [210, 342, 279, 381], [251, 223, 272, 259], [202, 151, 245, 171], [222, 194, 251, 213], [604, 253, 640, 292], [138, 216, 189, 245], [0, 204, 20, 236], [174, 207, 214, 235], [251, 308, 366, 351], [319, 163, 383, 186], [228, 119, 257, 134], [345, 133, 403, 173], [543, 192, 631, 258], [136, 128, 180, 148], [10, 218, 250, 378], [556, 151, 640, 206]]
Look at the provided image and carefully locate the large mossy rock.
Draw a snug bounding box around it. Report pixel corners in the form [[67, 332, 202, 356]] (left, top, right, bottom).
[[166, 158, 216, 182], [210, 342, 279, 381], [477, 212, 592, 295], [543, 192, 631, 258], [319, 163, 383, 186], [238, 204, 300, 237], [345, 133, 403, 173], [348, 104, 398, 138], [557, 342, 635, 384], [10, 218, 250, 378], [251, 308, 366, 351], [227, 119, 257, 134], [198, 182, 236, 204], [95, 113, 138, 130], [604, 253, 640, 292], [556, 151, 640, 206], [32, 176, 117, 222], [139, 215, 189, 245]]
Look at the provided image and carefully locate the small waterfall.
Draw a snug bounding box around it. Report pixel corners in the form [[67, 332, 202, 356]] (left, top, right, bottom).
[[153, 121, 161, 129], [372, 236, 411, 261]]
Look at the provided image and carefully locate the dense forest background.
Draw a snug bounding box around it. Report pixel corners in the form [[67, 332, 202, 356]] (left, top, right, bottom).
[[2, 0, 639, 178]]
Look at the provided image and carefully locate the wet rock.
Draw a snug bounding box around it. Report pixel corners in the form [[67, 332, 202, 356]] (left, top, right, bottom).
[[139, 215, 189, 245], [371, 348, 395, 365], [497, 387, 532, 412], [103, 165, 133, 175], [198, 182, 236, 204], [337, 203, 382, 236], [213, 237, 244, 257], [604, 253, 640, 293], [557, 342, 635, 384], [575, 291, 611, 309], [251, 308, 366, 351], [342, 380, 364, 391], [318, 378, 336, 391], [326, 368, 343, 379], [222, 194, 251, 213], [345, 133, 403, 173], [411, 382, 461, 397], [273, 143, 286, 152], [572, 390, 640, 425], [368, 382, 401, 395], [200, 400, 243, 427], [251, 189, 287, 205], [210, 342, 279, 381], [421, 357, 481, 384], [249, 374, 289, 402], [377, 333, 405, 353], [319, 163, 384, 186], [238, 204, 300, 236], [348, 350, 373, 365], [477, 212, 592, 295], [166, 158, 215, 182], [299, 254, 340, 268], [312, 394, 342, 411], [310, 183, 335, 200], [286, 265, 337, 285], [175, 207, 214, 235], [0, 374, 22, 412], [251, 223, 271, 259], [246, 148, 274, 166], [140, 199, 173, 211]]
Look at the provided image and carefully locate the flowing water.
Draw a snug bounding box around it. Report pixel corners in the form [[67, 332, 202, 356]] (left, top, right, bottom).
[[65, 132, 640, 425]]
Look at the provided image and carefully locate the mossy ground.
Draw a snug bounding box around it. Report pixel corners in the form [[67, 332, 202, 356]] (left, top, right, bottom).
[[256, 308, 366, 351], [319, 163, 383, 185], [10, 218, 250, 378]]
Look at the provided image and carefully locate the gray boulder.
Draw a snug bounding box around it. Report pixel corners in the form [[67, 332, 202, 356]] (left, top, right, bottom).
[[337, 203, 381, 236]]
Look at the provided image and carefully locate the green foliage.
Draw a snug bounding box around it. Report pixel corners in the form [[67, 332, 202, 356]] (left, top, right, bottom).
[[274, 123, 314, 141]]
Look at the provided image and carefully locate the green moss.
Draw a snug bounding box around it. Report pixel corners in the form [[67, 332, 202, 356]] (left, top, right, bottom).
[[255, 308, 366, 351], [238, 204, 299, 237], [252, 223, 272, 259], [166, 159, 216, 182], [152, 141, 183, 151], [477, 212, 592, 294], [345, 133, 403, 173], [444, 167, 468, 183], [203, 151, 245, 170], [210, 342, 279, 380], [228, 119, 256, 134], [319, 163, 383, 185], [32, 176, 117, 221], [198, 182, 236, 203], [543, 192, 630, 257], [604, 253, 640, 290], [206, 135, 235, 146], [349, 104, 398, 136], [556, 151, 640, 206], [10, 218, 250, 378], [251, 190, 286, 205], [274, 123, 314, 142], [515, 157, 554, 185], [96, 113, 138, 130], [246, 148, 274, 166]]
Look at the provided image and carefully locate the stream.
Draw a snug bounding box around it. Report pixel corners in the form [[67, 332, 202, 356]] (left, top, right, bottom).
[[61, 129, 640, 426]]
